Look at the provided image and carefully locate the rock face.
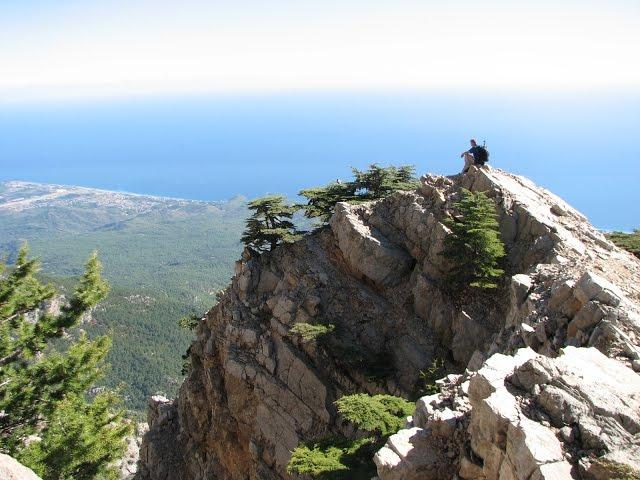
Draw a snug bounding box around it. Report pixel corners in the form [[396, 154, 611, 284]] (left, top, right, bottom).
[[380, 346, 640, 480], [119, 422, 148, 479], [0, 454, 41, 480], [137, 166, 640, 480]]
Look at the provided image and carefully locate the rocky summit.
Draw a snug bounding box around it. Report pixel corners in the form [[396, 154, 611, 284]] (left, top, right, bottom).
[[136, 166, 640, 480]]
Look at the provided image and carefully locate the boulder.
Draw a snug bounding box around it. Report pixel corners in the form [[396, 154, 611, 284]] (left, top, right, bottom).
[[0, 454, 42, 480], [506, 274, 533, 327], [451, 311, 488, 364], [505, 418, 564, 478], [574, 272, 623, 307], [567, 301, 606, 338], [330, 202, 413, 287], [374, 428, 448, 480]]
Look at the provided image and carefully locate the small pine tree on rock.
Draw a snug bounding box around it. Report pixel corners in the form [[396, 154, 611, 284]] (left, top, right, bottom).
[[17, 390, 131, 480], [241, 195, 301, 253], [442, 189, 506, 289]]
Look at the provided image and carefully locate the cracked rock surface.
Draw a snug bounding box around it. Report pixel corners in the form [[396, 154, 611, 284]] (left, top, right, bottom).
[[378, 346, 639, 480], [136, 167, 640, 480]]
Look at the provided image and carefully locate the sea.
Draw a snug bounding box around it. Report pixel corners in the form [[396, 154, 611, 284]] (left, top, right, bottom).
[[1, 90, 638, 230]]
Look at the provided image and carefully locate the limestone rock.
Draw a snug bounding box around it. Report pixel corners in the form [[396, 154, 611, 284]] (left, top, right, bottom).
[[374, 427, 450, 480], [0, 454, 41, 480], [380, 347, 640, 480], [330, 202, 414, 287], [137, 167, 640, 480]]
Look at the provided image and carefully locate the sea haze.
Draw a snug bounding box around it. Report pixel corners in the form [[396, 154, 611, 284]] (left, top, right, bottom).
[[1, 91, 638, 230]]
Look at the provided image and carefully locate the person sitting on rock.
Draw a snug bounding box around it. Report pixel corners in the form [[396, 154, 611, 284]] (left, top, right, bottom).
[[460, 139, 488, 172]]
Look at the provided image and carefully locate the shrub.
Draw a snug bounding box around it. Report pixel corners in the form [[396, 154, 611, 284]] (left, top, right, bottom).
[[606, 229, 640, 259], [286, 436, 377, 480], [591, 459, 640, 480], [335, 393, 413, 437], [287, 393, 414, 479], [416, 357, 445, 396], [290, 322, 335, 342], [441, 189, 505, 289], [178, 313, 200, 330]]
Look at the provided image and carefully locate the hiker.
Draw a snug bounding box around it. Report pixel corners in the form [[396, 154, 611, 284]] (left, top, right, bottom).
[[460, 139, 488, 172]]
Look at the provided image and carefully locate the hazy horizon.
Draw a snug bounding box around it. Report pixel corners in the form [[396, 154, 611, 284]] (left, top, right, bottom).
[[2, 1, 639, 101], [1, 1, 639, 231], [1, 90, 638, 231]]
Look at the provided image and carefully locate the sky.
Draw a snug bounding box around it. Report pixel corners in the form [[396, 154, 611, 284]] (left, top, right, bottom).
[[0, 1, 639, 230], [2, 0, 640, 101]]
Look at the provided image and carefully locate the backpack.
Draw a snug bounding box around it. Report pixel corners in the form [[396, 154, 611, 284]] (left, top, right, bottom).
[[474, 145, 489, 165]]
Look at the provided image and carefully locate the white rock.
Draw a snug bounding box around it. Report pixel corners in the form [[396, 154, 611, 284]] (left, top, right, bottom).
[[530, 461, 574, 480], [330, 202, 413, 287], [574, 271, 623, 307], [374, 428, 444, 480], [506, 418, 564, 478], [0, 454, 42, 480]]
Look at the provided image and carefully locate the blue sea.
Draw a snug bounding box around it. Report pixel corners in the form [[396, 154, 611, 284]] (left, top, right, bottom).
[[1, 91, 638, 230]]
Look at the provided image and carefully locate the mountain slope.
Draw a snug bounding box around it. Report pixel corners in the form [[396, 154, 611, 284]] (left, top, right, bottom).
[[0, 181, 247, 411], [136, 166, 640, 479]]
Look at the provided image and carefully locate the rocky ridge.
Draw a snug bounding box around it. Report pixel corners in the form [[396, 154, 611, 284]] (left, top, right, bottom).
[[137, 166, 640, 480]]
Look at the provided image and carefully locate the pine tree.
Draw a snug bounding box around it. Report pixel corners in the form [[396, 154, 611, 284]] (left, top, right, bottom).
[[299, 164, 418, 222], [17, 391, 132, 480], [0, 245, 131, 479], [241, 195, 301, 253], [298, 182, 357, 222], [441, 189, 506, 289], [351, 164, 418, 199]]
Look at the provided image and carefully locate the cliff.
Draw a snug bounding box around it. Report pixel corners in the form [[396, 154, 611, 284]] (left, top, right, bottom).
[[137, 166, 640, 480]]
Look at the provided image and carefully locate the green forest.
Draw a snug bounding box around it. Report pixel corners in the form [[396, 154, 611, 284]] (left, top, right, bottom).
[[0, 186, 247, 412]]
